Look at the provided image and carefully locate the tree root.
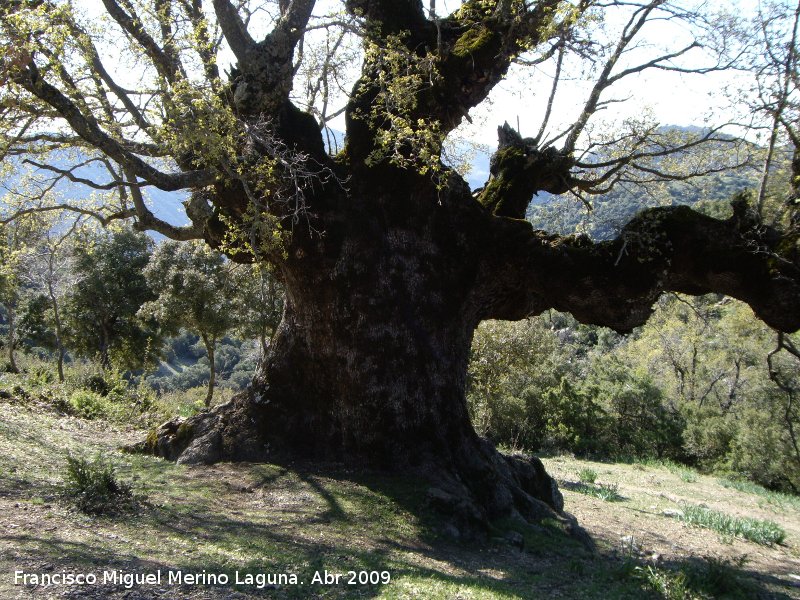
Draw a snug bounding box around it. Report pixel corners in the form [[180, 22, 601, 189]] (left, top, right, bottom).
[[129, 397, 592, 548]]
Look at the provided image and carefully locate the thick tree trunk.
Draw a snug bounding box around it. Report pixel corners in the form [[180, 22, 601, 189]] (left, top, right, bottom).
[[145, 170, 567, 534], [143, 123, 800, 536], [148, 302, 564, 532]]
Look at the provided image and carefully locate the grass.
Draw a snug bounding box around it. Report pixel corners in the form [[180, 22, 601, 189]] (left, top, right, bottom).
[[632, 457, 699, 482], [718, 477, 800, 511], [677, 504, 786, 546], [564, 481, 624, 502], [1, 368, 798, 599], [0, 396, 654, 599], [635, 555, 752, 600]]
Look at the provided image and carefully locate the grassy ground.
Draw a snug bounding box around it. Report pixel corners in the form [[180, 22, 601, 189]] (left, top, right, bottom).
[[1, 395, 800, 599]]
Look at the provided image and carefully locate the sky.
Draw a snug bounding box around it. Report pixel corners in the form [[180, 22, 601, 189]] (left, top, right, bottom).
[[435, 0, 765, 149], [75, 0, 770, 147], [17, 0, 787, 224]]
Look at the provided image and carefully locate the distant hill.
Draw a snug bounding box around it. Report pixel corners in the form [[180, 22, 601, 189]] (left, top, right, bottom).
[[2, 127, 764, 242], [0, 151, 190, 238]]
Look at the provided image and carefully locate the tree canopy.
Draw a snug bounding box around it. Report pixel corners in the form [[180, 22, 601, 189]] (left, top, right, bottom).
[[141, 239, 239, 405], [1, 0, 797, 330]]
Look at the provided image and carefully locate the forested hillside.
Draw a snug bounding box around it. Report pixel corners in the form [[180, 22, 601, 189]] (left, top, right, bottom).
[[524, 127, 767, 239]]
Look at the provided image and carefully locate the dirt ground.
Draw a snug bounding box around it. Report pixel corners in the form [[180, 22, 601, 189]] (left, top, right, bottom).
[[2, 399, 800, 599], [544, 455, 800, 595]]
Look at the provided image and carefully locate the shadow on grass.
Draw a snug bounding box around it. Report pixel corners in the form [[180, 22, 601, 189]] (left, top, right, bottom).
[[3, 448, 797, 599]]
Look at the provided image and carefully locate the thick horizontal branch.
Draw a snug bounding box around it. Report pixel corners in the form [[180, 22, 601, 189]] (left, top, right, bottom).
[[122, 166, 206, 242], [477, 200, 800, 333]]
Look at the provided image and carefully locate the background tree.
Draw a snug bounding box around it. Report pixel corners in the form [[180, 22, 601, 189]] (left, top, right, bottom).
[[743, 0, 800, 221], [65, 226, 157, 369], [230, 264, 284, 358], [19, 216, 82, 381], [2, 0, 800, 531], [141, 240, 239, 407], [0, 214, 45, 372]]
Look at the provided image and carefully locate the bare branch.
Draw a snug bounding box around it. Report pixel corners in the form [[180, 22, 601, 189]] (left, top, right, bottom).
[[562, 0, 666, 154], [21, 158, 149, 191], [11, 62, 216, 191], [1, 203, 135, 227], [100, 0, 183, 83], [211, 0, 256, 64]]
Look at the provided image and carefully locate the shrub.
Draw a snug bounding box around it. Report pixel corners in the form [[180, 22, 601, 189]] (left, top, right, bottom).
[[578, 468, 597, 484], [583, 359, 684, 459], [61, 455, 135, 515], [564, 481, 623, 502], [681, 406, 734, 469], [726, 407, 800, 494], [718, 478, 800, 510], [635, 557, 751, 600], [69, 389, 113, 419]]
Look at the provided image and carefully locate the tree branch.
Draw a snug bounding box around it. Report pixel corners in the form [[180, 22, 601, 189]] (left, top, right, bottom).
[[211, 0, 256, 64], [100, 0, 183, 83], [122, 166, 206, 241], [179, 0, 222, 85], [11, 62, 216, 191], [477, 201, 800, 333], [0, 203, 135, 227]]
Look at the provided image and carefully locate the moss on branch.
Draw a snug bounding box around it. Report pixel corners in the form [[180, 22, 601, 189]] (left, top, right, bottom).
[[480, 200, 800, 334], [477, 126, 574, 219]]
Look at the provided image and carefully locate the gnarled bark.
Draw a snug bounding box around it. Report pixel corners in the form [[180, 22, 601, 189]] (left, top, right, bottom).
[[143, 169, 569, 533], [142, 152, 800, 535]]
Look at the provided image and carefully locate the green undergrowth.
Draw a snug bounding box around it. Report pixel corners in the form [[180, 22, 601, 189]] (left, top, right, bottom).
[[634, 555, 754, 600], [629, 457, 700, 482], [562, 479, 624, 502], [0, 354, 210, 427], [718, 477, 800, 511], [677, 504, 786, 546]]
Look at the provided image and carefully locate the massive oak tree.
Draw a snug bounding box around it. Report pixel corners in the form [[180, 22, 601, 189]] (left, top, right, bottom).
[[2, 0, 799, 532]]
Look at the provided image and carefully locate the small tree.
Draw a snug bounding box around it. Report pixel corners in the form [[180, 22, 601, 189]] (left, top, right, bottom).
[[65, 227, 157, 369], [231, 264, 284, 358], [19, 218, 83, 381], [141, 241, 238, 407], [0, 214, 46, 372]]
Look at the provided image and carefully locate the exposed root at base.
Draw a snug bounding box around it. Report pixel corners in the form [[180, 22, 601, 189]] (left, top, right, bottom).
[[128, 398, 593, 549]]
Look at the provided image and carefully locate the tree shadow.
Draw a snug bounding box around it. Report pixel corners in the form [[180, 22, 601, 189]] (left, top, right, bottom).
[[4, 456, 798, 599]]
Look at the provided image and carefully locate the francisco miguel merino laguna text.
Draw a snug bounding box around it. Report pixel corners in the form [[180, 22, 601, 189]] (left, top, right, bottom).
[[15, 569, 299, 589]]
